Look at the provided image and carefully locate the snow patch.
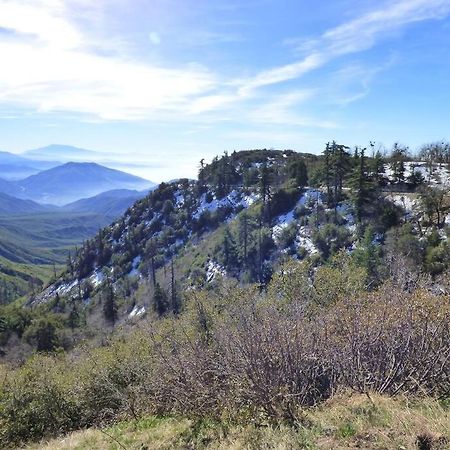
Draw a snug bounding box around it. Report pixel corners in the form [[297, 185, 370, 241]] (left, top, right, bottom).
[[129, 305, 146, 318], [296, 226, 318, 254], [206, 260, 226, 282], [128, 256, 142, 278], [90, 270, 104, 288], [386, 194, 417, 216], [55, 280, 78, 296], [194, 190, 259, 219]]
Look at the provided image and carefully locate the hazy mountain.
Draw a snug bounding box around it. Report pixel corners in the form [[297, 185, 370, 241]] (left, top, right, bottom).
[[0, 177, 20, 197], [17, 162, 154, 206], [0, 192, 53, 215], [0, 150, 60, 180], [63, 189, 147, 217], [23, 144, 107, 162]]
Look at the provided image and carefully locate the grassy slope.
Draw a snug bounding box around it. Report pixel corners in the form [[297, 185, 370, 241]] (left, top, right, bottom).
[[28, 394, 449, 450], [0, 212, 115, 301], [0, 212, 113, 264], [0, 255, 58, 292]]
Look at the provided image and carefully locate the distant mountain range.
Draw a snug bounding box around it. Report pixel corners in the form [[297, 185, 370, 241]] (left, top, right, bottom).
[[23, 144, 103, 162], [62, 189, 147, 216], [0, 144, 156, 298], [0, 193, 54, 215], [0, 146, 155, 206], [16, 162, 152, 205], [0, 151, 58, 180]]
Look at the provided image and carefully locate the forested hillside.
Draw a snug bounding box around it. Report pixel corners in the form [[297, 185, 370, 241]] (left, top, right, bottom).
[[0, 144, 448, 449], [0, 143, 447, 355]]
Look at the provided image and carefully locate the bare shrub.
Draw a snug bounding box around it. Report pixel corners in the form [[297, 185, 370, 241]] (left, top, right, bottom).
[[323, 285, 450, 397]]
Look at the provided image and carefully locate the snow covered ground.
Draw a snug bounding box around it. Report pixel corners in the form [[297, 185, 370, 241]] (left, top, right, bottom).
[[384, 161, 450, 186], [206, 260, 226, 282], [127, 256, 142, 278], [193, 190, 259, 219], [385, 193, 418, 217], [90, 270, 104, 288], [129, 304, 146, 318]]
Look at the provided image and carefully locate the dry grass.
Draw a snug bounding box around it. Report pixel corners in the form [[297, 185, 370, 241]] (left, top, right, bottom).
[[26, 393, 449, 450]]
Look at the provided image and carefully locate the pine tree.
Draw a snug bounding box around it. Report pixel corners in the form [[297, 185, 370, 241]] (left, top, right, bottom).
[[145, 239, 157, 288], [153, 283, 169, 317], [238, 212, 251, 267], [170, 259, 180, 315], [331, 141, 351, 205], [353, 227, 381, 287], [287, 157, 308, 187], [221, 227, 238, 272], [390, 143, 407, 183], [259, 163, 272, 224], [103, 278, 118, 325], [372, 150, 386, 186], [323, 142, 332, 204], [321, 141, 351, 208], [349, 148, 374, 223], [67, 301, 80, 331]]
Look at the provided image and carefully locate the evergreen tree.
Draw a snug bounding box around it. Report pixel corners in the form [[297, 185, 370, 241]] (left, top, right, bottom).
[[349, 148, 375, 222], [153, 283, 169, 317], [145, 239, 157, 288], [218, 227, 238, 272], [102, 278, 118, 325], [321, 141, 351, 209], [390, 143, 407, 183], [371, 150, 386, 186], [331, 141, 351, 205], [238, 212, 251, 267], [25, 317, 60, 352], [259, 163, 272, 224], [67, 301, 80, 331], [353, 227, 381, 286], [287, 157, 308, 187], [323, 142, 332, 203]]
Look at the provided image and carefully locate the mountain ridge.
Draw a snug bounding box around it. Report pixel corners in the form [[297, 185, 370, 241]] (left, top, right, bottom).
[[32, 148, 450, 318], [0, 162, 154, 206]]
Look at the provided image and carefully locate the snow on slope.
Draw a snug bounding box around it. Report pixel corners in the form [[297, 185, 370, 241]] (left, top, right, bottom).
[[193, 190, 258, 219]]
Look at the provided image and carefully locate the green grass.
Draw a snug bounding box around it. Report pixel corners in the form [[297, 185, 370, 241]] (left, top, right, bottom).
[[0, 211, 115, 302], [27, 394, 450, 450], [0, 212, 113, 264]]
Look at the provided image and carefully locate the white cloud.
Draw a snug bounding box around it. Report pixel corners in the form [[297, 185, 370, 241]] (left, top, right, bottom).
[[247, 90, 337, 129], [0, 0, 216, 120], [0, 0, 449, 122], [234, 0, 450, 96]]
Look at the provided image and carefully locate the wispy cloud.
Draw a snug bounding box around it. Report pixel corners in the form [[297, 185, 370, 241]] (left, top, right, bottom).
[[247, 90, 337, 128], [0, 0, 216, 120], [184, 0, 450, 129], [222, 0, 450, 102], [0, 0, 449, 123]]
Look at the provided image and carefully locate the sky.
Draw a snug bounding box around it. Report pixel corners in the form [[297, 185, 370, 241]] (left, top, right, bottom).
[[1, 0, 450, 181]]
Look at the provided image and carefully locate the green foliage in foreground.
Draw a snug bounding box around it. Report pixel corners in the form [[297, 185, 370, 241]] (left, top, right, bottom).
[[0, 261, 448, 448]]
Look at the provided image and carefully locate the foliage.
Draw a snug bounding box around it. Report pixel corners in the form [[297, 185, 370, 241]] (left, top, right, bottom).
[[0, 268, 448, 447]]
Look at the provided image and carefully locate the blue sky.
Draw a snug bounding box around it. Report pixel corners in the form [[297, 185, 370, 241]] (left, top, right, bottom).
[[1, 0, 450, 180]]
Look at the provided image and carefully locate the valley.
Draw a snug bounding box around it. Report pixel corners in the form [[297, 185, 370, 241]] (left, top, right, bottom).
[[0, 148, 154, 304]]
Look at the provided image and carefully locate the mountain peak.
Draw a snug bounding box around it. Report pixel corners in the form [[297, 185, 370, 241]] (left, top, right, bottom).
[[16, 162, 154, 206]]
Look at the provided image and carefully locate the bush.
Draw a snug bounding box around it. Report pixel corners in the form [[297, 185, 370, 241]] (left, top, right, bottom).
[[0, 274, 448, 447], [312, 223, 352, 259]]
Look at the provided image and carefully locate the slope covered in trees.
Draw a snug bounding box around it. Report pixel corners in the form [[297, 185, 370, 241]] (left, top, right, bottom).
[[0, 145, 446, 348], [0, 145, 448, 448]]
